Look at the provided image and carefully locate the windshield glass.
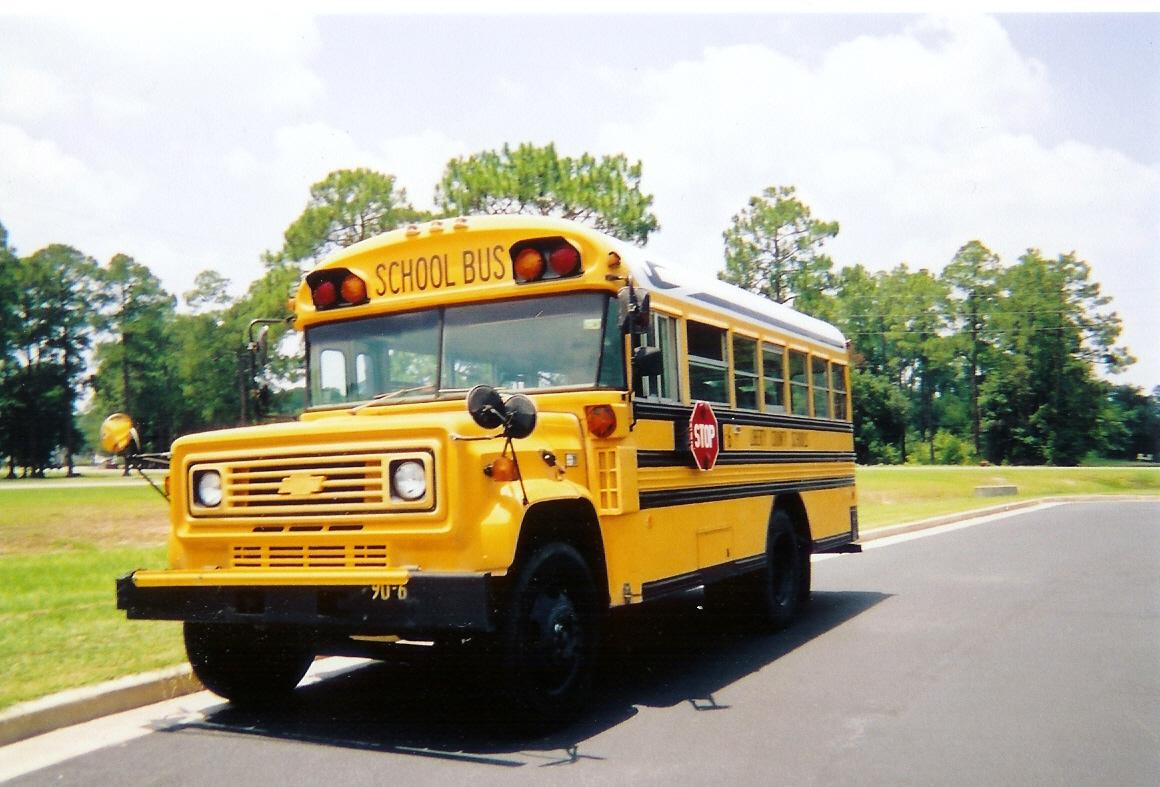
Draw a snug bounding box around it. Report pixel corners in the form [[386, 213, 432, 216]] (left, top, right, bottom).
[[306, 292, 622, 406]]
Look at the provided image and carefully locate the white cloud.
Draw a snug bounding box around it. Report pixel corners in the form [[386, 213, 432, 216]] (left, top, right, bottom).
[[0, 122, 140, 251], [594, 15, 1158, 386], [0, 66, 75, 120]]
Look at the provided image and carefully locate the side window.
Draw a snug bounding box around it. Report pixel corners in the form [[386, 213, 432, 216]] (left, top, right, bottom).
[[761, 342, 786, 414], [638, 312, 679, 401], [687, 320, 729, 405], [788, 349, 810, 416], [812, 356, 831, 419], [832, 362, 849, 420], [732, 335, 758, 410]]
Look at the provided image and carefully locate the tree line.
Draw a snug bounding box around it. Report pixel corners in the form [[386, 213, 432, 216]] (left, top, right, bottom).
[[0, 142, 1155, 475]]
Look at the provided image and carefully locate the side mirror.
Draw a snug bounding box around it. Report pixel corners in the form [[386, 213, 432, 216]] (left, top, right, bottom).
[[503, 394, 537, 440], [99, 413, 140, 456], [617, 286, 651, 334], [632, 346, 664, 379], [466, 385, 538, 439], [254, 325, 270, 367]]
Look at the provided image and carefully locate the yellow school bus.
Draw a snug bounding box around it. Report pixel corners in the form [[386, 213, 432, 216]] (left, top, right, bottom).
[[114, 215, 857, 720]]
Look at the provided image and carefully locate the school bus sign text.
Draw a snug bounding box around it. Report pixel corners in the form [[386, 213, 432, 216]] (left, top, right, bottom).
[[374, 245, 508, 296]]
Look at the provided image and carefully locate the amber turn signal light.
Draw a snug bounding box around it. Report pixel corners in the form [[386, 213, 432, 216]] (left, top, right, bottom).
[[487, 455, 519, 481]]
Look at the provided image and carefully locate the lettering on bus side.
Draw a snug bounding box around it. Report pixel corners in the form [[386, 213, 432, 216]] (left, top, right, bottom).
[[374, 245, 508, 296]]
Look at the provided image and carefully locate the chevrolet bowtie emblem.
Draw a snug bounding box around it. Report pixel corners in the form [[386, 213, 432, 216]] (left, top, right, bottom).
[[277, 473, 325, 496]]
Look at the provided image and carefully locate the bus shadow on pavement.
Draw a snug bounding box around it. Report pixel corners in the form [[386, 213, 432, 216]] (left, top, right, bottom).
[[162, 589, 888, 767]]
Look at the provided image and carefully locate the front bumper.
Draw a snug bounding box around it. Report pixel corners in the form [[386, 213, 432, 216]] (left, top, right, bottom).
[[116, 570, 495, 636]]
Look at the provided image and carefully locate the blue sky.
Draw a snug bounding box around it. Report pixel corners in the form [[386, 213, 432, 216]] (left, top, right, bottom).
[[1, 11, 1157, 388]]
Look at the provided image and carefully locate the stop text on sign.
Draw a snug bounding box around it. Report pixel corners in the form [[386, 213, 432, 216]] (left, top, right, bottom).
[[688, 400, 720, 471], [692, 423, 716, 449]]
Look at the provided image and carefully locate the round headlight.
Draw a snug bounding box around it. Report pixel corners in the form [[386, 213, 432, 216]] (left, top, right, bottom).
[[195, 470, 223, 507], [391, 460, 426, 501]]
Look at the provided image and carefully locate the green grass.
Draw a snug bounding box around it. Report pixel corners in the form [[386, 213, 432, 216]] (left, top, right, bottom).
[[856, 465, 1160, 530], [0, 481, 179, 711], [0, 484, 169, 555], [0, 467, 1157, 711], [0, 546, 183, 710]]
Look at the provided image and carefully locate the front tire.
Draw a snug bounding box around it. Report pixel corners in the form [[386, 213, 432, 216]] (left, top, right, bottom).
[[500, 542, 601, 724], [184, 622, 314, 706]]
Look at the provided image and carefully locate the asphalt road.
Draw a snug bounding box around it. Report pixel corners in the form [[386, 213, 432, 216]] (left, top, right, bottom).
[[7, 501, 1159, 786]]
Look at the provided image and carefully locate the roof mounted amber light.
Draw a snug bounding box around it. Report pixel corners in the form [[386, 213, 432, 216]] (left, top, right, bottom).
[[305, 268, 369, 311], [509, 237, 583, 284]]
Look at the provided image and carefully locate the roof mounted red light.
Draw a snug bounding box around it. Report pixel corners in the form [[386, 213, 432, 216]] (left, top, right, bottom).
[[312, 280, 338, 309], [509, 237, 583, 284], [549, 244, 581, 276], [305, 268, 368, 310]]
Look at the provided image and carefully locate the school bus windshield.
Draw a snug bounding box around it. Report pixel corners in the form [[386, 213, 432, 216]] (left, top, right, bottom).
[[307, 291, 624, 406]]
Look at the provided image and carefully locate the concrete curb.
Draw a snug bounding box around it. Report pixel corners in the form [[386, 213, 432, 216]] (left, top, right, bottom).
[[0, 665, 201, 747], [2, 494, 1155, 748]]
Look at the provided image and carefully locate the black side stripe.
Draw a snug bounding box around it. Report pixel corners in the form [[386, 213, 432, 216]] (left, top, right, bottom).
[[639, 475, 855, 509], [633, 401, 854, 434], [638, 449, 856, 469]]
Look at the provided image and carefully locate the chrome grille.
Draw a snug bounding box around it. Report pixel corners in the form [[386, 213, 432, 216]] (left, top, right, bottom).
[[225, 454, 384, 512]]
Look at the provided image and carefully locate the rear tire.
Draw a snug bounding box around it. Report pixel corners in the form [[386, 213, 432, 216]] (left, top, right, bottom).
[[185, 622, 314, 706], [704, 508, 810, 630], [761, 508, 810, 630]]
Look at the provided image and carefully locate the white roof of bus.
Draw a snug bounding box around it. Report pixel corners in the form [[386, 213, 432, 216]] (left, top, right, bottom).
[[616, 248, 848, 351], [317, 215, 847, 351]]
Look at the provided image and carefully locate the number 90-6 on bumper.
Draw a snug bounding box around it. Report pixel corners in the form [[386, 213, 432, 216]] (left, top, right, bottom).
[[115, 571, 496, 637]]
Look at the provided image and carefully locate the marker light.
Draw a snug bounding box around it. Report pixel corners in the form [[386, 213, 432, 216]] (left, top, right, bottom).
[[514, 248, 546, 282], [585, 405, 617, 438]]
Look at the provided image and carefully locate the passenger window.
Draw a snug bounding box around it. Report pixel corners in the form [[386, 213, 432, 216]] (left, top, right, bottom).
[[762, 343, 786, 414], [318, 349, 347, 404], [732, 335, 758, 410], [638, 312, 679, 401], [687, 321, 729, 405], [832, 362, 849, 420], [812, 356, 831, 418], [788, 350, 809, 416]]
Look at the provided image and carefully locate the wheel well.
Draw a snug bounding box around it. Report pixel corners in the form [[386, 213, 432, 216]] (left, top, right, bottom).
[[512, 499, 610, 606], [774, 493, 812, 553]]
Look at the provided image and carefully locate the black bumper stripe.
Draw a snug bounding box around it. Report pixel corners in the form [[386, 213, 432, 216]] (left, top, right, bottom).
[[116, 573, 495, 635]]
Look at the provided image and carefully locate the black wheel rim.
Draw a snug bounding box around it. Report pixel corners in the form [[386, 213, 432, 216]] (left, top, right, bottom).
[[522, 583, 585, 697], [769, 531, 799, 609]]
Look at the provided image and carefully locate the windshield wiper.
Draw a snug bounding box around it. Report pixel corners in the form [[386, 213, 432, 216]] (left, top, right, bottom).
[[348, 384, 438, 413]]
